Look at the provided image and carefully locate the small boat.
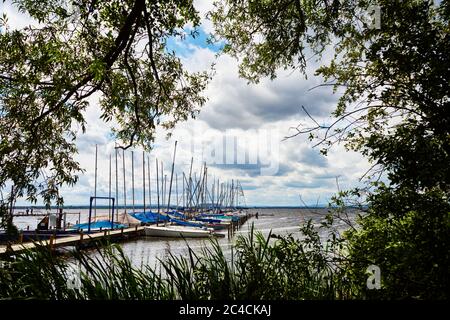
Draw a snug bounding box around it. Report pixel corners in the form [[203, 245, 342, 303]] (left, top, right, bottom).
[[193, 217, 229, 230], [69, 220, 126, 231], [131, 211, 170, 224], [144, 225, 223, 238], [198, 213, 239, 223], [169, 217, 211, 230]]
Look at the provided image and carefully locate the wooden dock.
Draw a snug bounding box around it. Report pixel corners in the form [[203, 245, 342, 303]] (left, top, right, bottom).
[[0, 226, 145, 256]]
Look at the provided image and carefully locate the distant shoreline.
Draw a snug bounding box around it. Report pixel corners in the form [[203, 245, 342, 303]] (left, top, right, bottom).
[[12, 205, 364, 210]]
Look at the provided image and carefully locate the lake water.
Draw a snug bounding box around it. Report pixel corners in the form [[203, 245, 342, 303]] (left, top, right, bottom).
[[11, 207, 348, 267]]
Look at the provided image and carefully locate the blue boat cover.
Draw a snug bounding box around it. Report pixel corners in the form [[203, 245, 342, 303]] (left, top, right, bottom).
[[70, 220, 126, 231], [169, 217, 207, 229], [167, 210, 187, 219], [131, 211, 169, 224]]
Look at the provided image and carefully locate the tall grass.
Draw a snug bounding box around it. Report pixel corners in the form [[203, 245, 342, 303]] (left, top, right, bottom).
[[0, 223, 357, 300]]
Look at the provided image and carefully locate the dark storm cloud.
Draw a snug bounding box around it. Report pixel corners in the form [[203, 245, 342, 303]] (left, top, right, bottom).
[[198, 61, 338, 130]]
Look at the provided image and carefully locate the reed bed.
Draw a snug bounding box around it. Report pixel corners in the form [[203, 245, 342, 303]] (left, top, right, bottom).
[[0, 224, 356, 300]]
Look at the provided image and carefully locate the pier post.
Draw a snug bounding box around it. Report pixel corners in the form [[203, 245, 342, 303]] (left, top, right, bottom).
[[49, 234, 54, 248]]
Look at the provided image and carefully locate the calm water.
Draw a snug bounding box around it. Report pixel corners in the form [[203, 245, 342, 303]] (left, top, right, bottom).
[[11, 207, 345, 267]]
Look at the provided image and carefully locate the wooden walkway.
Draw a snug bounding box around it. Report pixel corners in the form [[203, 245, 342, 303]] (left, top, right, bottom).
[[0, 226, 145, 256]]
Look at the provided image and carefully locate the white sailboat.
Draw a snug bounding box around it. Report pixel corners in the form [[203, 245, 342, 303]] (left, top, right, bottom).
[[144, 225, 222, 238]]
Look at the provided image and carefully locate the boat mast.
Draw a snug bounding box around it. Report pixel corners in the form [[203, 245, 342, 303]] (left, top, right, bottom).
[[167, 140, 178, 213], [132, 150, 135, 213], [142, 151, 146, 213], [156, 158, 160, 214], [175, 172, 179, 210], [215, 178, 219, 213], [211, 175, 215, 213], [203, 165, 207, 211], [188, 157, 193, 213], [231, 179, 234, 209], [148, 156, 151, 211], [160, 161, 164, 212], [94, 144, 97, 220], [115, 145, 119, 221], [182, 172, 185, 209], [122, 149, 127, 215], [109, 153, 111, 221]]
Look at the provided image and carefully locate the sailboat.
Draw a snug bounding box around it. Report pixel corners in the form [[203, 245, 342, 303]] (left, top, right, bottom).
[[143, 142, 223, 238], [143, 224, 217, 238]]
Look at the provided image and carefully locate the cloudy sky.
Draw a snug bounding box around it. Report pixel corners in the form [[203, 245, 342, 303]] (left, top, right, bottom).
[[2, 1, 371, 207]]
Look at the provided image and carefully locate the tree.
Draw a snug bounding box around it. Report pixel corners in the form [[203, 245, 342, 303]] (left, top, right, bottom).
[[0, 0, 209, 224], [211, 0, 449, 298]]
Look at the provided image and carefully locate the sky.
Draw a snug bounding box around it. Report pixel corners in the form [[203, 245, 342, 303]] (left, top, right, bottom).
[[1, 1, 372, 207]]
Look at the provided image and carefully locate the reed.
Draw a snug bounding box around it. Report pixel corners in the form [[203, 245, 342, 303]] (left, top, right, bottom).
[[0, 223, 357, 300]]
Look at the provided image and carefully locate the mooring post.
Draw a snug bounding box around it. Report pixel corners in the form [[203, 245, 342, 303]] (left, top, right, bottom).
[[88, 196, 93, 233], [94, 144, 98, 220], [19, 231, 23, 244], [111, 198, 115, 229]]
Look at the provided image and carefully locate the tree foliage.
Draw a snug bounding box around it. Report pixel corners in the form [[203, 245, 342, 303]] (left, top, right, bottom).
[[211, 0, 450, 298], [0, 0, 209, 208]]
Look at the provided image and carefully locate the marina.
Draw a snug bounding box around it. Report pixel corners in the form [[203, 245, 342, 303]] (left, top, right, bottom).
[[0, 207, 327, 266], [0, 140, 257, 256], [0, 207, 254, 257]]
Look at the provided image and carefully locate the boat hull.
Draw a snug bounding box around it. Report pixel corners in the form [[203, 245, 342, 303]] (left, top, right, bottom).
[[144, 225, 215, 238]]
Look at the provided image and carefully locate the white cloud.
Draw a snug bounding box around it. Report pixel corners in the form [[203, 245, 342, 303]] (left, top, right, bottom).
[[6, 1, 372, 207], [194, 0, 216, 34]]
